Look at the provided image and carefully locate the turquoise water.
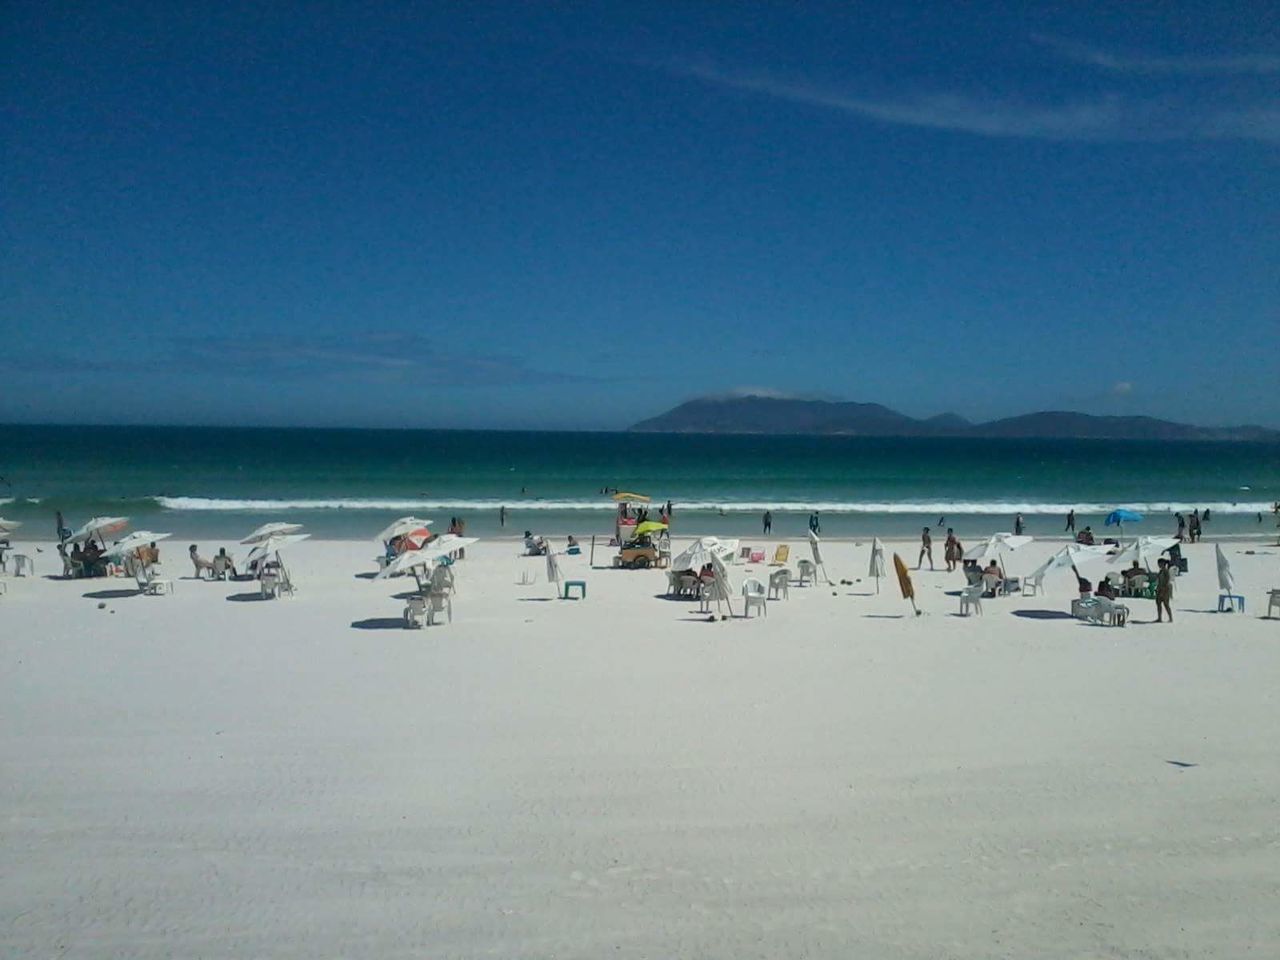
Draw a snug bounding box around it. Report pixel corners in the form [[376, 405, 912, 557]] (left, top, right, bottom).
[[2, 425, 1278, 541]]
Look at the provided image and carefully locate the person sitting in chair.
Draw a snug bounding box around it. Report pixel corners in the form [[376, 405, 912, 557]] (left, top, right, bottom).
[[189, 544, 216, 579]]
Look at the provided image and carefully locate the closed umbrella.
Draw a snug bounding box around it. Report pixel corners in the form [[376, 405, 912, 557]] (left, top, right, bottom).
[[893, 553, 920, 616], [807, 529, 830, 583], [869, 538, 886, 593], [1215, 544, 1234, 593], [545, 544, 562, 598], [242, 522, 304, 545]]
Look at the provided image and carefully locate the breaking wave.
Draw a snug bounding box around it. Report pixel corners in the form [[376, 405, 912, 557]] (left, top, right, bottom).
[[152, 496, 1275, 515]]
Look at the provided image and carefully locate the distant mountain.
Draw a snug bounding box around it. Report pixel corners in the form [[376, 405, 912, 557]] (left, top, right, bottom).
[[629, 396, 1280, 442]]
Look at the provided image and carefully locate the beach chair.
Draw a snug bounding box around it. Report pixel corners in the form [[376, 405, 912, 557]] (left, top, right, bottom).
[[135, 565, 174, 596], [1092, 596, 1129, 626], [11, 554, 33, 577], [426, 590, 452, 625], [960, 583, 983, 616], [767, 568, 790, 600], [1267, 589, 1280, 619], [981, 572, 1002, 597], [770, 545, 790, 566], [656, 540, 671, 568], [742, 578, 767, 618], [404, 595, 427, 628], [260, 571, 281, 599], [1020, 571, 1044, 597], [212, 554, 234, 580], [1071, 597, 1098, 620], [737, 546, 753, 565], [796, 559, 815, 586]]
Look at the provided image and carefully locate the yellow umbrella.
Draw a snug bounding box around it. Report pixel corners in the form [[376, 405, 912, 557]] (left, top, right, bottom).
[[611, 491, 651, 503], [893, 553, 921, 616], [633, 520, 668, 539]]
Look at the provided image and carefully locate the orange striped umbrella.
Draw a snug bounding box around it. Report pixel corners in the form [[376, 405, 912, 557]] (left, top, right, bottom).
[[893, 553, 921, 616]]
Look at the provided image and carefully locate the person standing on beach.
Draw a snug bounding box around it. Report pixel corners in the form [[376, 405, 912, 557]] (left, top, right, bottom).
[[918, 527, 934, 570], [943, 528, 960, 572], [1175, 512, 1186, 541], [1065, 510, 1075, 533], [55, 510, 69, 543], [763, 510, 772, 534], [1014, 513, 1024, 536], [499, 505, 506, 527], [1155, 558, 1174, 623]]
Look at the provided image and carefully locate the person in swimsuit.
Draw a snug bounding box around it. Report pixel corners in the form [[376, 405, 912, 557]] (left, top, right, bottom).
[[943, 528, 960, 572], [1155, 558, 1174, 623], [918, 527, 934, 570]]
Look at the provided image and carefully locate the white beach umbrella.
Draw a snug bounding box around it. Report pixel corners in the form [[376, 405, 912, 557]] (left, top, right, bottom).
[[241, 522, 304, 545], [1215, 544, 1234, 593], [1026, 543, 1111, 582], [105, 530, 172, 558], [963, 533, 1034, 577], [69, 516, 130, 545], [671, 537, 726, 572], [1107, 536, 1179, 570], [869, 538, 886, 592], [244, 532, 310, 568], [375, 536, 478, 580], [374, 516, 434, 543]]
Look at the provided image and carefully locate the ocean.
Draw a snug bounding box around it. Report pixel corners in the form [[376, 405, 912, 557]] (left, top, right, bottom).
[[2, 425, 1278, 542]]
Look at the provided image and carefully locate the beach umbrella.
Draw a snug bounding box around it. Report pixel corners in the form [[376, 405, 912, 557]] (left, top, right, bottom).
[[963, 533, 1034, 577], [1108, 536, 1178, 570], [1105, 508, 1143, 540], [104, 530, 171, 558], [377, 535, 479, 580], [1215, 544, 1234, 593], [892, 553, 920, 616], [611, 491, 650, 503], [671, 536, 737, 571], [244, 532, 309, 570], [242, 522, 304, 545], [632, 520, 669, 539], [69, 516, 129, 545], [869, 538, 886, 593], [374, 516, 433, 543], [806, 529, 830, 583]]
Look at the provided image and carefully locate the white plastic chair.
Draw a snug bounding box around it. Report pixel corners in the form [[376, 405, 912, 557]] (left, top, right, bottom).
[[135, 565, 173, 596], [981, 573, 1003, 597], [1020, 572, 1043, 597], [742, 577, 767, 617], [796, 559, 815, 586], [1093, 597, 1129, 626], [1268, 589, 1280, 619], [260, 571, 280, 599], [960, 583, 983, 616], [404, 595, 427, 628], [767, 568, 790, 600], [427, 591, 452, 625]]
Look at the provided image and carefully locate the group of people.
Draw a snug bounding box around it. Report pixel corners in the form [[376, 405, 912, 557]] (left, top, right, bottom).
[[1175, 509, 1210, 542], [188, 545, 238, 579]]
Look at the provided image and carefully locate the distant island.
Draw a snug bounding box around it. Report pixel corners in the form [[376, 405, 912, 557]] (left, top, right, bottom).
[[629, 395, 1280, 442]]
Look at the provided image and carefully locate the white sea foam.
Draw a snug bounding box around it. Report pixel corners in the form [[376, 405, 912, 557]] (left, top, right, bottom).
[[153, 496, 1276, 515]]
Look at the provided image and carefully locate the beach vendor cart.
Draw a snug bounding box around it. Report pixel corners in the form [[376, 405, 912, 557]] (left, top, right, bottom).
[[614, 519, 668, 569]]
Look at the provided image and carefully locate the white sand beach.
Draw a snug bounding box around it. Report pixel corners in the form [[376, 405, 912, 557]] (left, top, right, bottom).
[[3, 535, 1279, 958]]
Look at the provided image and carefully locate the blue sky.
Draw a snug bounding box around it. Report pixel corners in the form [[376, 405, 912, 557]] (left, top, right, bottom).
[[2, 1, 1277, 429]]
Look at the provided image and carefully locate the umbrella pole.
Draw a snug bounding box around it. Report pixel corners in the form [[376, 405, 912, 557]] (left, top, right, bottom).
[[589, 536, 595, 567]]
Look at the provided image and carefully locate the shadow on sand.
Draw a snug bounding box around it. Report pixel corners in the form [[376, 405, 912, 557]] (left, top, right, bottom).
[[350, 617, 406, 630], [226, 591, 268, 603], [1012, 609, 1076, 620], [82, 589, 140, 600]]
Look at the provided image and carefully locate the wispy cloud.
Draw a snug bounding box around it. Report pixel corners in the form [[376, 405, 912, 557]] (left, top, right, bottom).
[[174, 333, 607, 386], [673, 61, 1280, 144], [1035, 34, 1280, 76]]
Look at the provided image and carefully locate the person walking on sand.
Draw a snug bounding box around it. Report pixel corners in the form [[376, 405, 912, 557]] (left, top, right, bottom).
[[1155, 558, 1174, 623], [763, 510, 772, 535], [918, 527, 934, 570], [1065, 509, 1075, 534]]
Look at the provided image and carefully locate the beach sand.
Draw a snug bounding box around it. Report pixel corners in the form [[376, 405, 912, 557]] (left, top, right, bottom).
[[3, 536, 1279, 957]]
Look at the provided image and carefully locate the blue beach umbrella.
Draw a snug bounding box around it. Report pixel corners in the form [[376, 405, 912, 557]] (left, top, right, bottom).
[[1105, 508, 1143, 539]]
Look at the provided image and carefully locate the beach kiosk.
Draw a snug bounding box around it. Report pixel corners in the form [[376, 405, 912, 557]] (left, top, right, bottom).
[[614, 519, 668, 569], [611, 491, 651, 544]]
